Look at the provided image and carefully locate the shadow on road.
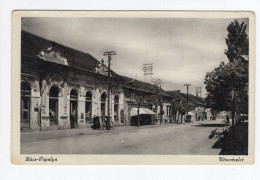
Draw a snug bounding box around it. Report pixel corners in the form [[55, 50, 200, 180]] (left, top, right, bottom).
[[212, 122, 248, 155], [192, 123, 226, 128]]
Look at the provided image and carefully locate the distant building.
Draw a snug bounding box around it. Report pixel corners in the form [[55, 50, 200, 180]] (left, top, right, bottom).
[[120, 76, 173, 126], [167, 90, 207, 122]]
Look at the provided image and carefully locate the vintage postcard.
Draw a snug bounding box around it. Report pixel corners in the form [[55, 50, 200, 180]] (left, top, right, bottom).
[[11, 11, 255, 165]]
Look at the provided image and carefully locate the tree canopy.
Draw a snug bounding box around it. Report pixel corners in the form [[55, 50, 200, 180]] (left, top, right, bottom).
[[204, 19, 249, 117], [225, 20, 249, 63]]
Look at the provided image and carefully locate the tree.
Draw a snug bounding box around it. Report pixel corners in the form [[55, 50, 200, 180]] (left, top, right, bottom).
[[135, 94, 145, 127], [170, 98, 177, 123], [149, 88, 164, 125], [225, 19, 249, 63], [175, 99, 186, 124], [205, 60, 248, 111], [205, 19, 249, 125]]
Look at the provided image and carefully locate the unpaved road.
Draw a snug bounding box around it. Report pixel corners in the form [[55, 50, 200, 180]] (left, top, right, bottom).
[[21, 122, 221, 155]]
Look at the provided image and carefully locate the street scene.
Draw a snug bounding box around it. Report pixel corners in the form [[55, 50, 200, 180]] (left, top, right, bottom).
[[20, 15, 249, 155], [21, 119, 248, 154]]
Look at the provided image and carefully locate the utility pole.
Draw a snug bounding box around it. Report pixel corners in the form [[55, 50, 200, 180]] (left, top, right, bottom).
[[184, 84, 191, 116], [103, 51, 116, 130], [143, 63, 153, 83], [38, 72, 43, 131], [196, 87, 201, 97]]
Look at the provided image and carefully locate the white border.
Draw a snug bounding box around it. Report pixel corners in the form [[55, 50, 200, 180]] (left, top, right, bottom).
[[11, 10, 256, 166], [1, 1, 259, 180]]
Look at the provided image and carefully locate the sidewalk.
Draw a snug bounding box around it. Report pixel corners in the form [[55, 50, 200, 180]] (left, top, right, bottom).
[[21, 123, 181, 143], [215, 121, 248, 155]]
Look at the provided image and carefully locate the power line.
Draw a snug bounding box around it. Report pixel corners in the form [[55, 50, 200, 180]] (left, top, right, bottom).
[[143, 63, 153, 83]]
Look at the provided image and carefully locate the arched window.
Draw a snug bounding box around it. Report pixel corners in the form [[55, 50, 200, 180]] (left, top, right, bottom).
[[101, 92, 106, 102], [70, 89, 78, 100], [114, 95, 119, 103], [49, 85, 59, 98], [86, 91, 92, 101], [114, 95, 119, 122], [49, 85, 59, 126], [85, 91, 92, 123]]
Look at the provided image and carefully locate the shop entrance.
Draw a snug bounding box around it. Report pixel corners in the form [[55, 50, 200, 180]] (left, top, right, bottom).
[[85, 91, 92, 123], [70, 89, 78, 128], [49, 86, 59, 126], [114, 95, 119, 123], [21, 82, 31, 128], [101, 92, 107, 121]]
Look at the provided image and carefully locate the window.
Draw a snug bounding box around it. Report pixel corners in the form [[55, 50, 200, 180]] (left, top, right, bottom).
[[166, 105, 171, 116], [85, 91, 92, 122], [85, 91, 92, 101], [143, 96, 147, 104], [130, 93, 135, 101], [70, 89, 78, 100], [101, 92, 107, 118], [21, 81, 31, 97], [114, 95, 119, 122]]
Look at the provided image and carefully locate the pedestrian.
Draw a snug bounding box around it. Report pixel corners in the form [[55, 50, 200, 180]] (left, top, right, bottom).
[[96, 115, 100, 129], [91, 115, 96, 129], [70, 109, 76, 129], [226, 114, 230, 124], [91, 115, 100, 130]]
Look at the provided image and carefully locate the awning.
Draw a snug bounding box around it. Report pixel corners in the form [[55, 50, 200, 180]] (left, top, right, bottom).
[[130, 107, 156, 116]]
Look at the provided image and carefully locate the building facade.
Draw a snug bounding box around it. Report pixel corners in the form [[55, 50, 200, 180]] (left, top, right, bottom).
[[21, 31, 125, 131], [21, 30, 206, 131]]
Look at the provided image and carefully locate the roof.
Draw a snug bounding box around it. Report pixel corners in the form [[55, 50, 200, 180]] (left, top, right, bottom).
[[178, 92, 206, 106], [120, 76, 171, 97], [166, 91, 187, 102], [21, 30, 101, 71], [192, 95, 206, 105], [21, 31, 187, 100], [166, 90, 206, 111]]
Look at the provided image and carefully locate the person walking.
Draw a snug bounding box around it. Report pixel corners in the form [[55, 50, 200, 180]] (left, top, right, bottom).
[[226, 114, 230, 124]]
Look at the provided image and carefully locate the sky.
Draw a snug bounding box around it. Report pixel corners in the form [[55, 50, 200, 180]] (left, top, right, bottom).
[[21, 17, 249, 97]]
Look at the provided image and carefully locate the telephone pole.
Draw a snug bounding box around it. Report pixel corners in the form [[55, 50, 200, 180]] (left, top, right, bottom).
[[103, 51, 116, 130], [184, 84, 191, 116], [143, 63, 153, 83], [196, 87, 201, 97]]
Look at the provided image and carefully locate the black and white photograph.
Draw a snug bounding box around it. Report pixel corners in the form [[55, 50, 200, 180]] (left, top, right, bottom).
[[11, 11, 255, 165]]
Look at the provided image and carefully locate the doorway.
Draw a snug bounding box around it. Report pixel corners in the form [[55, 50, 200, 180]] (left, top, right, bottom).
[[49, 86, 59, 126], [70, 89, 78, 128], [114, 95, 119, 122], [85, 91, 92, 123], [21, 82, 31, 128], [21, 97, 30, 127], [120, 109, 125, 124], [101, 92, 106, 121]]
